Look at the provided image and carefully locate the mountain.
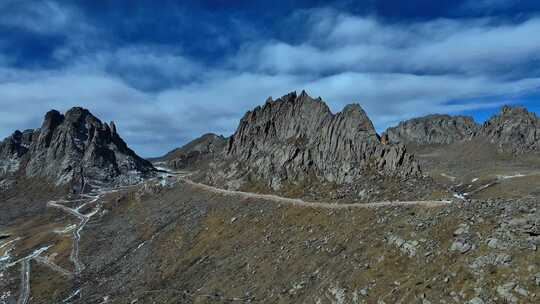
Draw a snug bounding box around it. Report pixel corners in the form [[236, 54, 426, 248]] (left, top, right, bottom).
[[223, 91, 420, 190], [384, 106, 540, 155], [383, 114, 479, 145], [479, 105, 540, 154], [0, 107, 154, 191], [157, 133, 227, 169]]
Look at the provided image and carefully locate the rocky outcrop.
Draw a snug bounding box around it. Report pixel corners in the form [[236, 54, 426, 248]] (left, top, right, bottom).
[[478, 105, 540, 154], [226, 91, 420, 189], [158, 133, 227, 169], [0, 129, 36, 175], [384, 114, 479, 145], [384, 106, 540, 155], [1, 107, 154, 189]]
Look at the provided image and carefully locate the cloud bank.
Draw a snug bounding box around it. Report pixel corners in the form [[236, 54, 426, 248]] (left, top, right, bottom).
[[0, 3, 539, 156]]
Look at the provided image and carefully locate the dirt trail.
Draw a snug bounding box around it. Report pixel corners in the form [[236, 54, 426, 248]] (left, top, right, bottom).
[[48, 192, 100, 275], [179, 177, 452, 209], [1, 179, 121, 303], [18, 259, 30, 304], [0, 175, 157, 303]]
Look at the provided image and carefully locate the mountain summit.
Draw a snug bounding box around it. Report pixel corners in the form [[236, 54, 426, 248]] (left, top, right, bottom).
[[479, 105, 540, 154], [208, 91, 421, 191], [0, 107, 154, 191]]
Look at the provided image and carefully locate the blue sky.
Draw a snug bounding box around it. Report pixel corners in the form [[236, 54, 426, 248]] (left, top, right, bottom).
[[1, 0, 540, 156]]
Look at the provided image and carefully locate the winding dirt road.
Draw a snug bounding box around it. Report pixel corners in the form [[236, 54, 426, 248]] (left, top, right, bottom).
[[2, 245, 51, 304], [0, 179, 119, 303], [178, 175, 452, 209], [0, 175, 156, 303], [47, 197, 99, 275]]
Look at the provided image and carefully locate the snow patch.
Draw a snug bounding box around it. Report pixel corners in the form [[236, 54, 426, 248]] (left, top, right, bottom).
[[440, 173, 456, 181], [453, 193, 467, 201], [54, 225, 77, 234], [497, 174, 526, 180]]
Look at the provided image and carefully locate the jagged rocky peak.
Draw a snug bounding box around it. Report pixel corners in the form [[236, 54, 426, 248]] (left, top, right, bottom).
[[479, 105, 540, 153], [383, 114, 479, 145], [159, 133, 228, 169], [0, 129, 37, 175], [226, 91, 420, 189], [0, 129, 35, 158], [0, 106, 154, 188]]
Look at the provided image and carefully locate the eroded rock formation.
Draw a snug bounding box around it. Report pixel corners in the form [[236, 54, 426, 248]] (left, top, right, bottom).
[[226, 91, 420, 189], [0, 107, 154, 188], [384, 105, 540, 155], [0, 129, 36, 175], [384, 114, 479, 145], [478, 105, 540, 154]]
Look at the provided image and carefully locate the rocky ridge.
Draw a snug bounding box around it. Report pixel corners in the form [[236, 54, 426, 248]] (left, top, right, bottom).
[[0, 129, 35, 175], [479, 105, 540, 154], [224, 91, 420, 190], [0, 107, 154, 190], [383, 114, 479, 145], [385, 105, 540, 154], [158, 133, 227, 169]]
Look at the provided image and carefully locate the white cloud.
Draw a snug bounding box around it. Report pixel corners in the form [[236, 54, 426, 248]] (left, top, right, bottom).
[[237, 10, 540, 76], [1, 7, 540, 157]]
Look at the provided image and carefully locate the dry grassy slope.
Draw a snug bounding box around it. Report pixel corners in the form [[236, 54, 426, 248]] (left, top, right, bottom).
[[14, 180, 531, 303], [410, 139, 540, 199], [0, 177, 68, 225], [1, 175, 539, 303]]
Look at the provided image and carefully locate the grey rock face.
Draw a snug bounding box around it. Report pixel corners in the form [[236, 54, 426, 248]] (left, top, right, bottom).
[[0, 129, 35, 158], [450, 239, 472, 254], [159, 133, 227, 169], [226, 91, 420, 189], [385, 234, 419, 257], [1, 107, 154, 188], [384, 114, 479, 145], [384, 105, 540, 155], [470, 253, 512, 269], [478, 105, 540, 154], [0, 129, 36, 175]]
